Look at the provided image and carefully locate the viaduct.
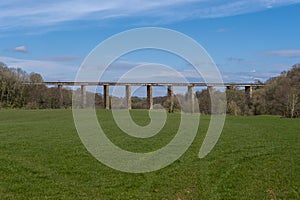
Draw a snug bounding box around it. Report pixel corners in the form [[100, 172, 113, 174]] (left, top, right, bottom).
[[41, 82, 264, 111]]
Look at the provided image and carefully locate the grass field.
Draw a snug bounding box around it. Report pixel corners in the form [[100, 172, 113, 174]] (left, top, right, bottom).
[[0, 109, 299, 199]]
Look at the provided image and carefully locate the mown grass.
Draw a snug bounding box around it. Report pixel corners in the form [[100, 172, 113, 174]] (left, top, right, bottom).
[[0, 109, 299, 199]]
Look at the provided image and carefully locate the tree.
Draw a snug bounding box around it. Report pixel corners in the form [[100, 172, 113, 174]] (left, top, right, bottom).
[[0, 61, 73, 109], [261, 64, 300, 118], [29, 72, 43, 83]]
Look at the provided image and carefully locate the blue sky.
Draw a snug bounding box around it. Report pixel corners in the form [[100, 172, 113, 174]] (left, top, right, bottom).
[[1, 0, 300, 84]]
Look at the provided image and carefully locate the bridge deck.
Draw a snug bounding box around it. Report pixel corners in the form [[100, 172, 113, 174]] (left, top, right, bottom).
[[41, 81, 264, 87]]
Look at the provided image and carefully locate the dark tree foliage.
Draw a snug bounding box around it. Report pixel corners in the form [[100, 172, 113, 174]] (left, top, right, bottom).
[[258, 64, 300, 118], [0, 62, 29, 108], [0, 62, 72, 109], [224, 64, 300, 118]]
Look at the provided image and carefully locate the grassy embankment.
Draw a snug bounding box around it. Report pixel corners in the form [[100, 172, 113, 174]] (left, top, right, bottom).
[[0, 109, 299, 199]]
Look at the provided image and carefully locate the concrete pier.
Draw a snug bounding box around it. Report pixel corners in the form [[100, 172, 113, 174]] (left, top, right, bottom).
[[245, 86, 253, 105], [207, 86, 214, 95], [167, 85, 174, 112], [58, 84, 63, 108], [226, 85, 235, 90], [126, 85, 131, 110], [81, 85, 86, 108], [188, 85, 194, 113], [104, 85, 109, 109], [147, 85, 153, 109]]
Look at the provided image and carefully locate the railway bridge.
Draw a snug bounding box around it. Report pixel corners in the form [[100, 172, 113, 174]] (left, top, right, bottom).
[[41, 82, 264, 111]]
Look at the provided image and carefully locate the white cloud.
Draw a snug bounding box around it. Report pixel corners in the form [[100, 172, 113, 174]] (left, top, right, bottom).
[[14, 45, 28, 53], [0, 56, 78, 81], [216, 28, 227, 33], [1, 0, 300, 30], [263, 50, 300, 58], [44, 56, 83, 62], [0, 54, 294, 84], [227, 57, 244, 62], [222, 70, 281, 83]]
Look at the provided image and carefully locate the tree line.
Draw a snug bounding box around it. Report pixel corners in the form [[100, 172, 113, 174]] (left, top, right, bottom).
[[0, 61, 72, 109], [0, 61, 299, 118]]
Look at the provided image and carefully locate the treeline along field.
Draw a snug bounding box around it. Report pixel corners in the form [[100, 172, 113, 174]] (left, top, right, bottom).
[[0, 109, 299, 199], [1, 61, 300, 117]]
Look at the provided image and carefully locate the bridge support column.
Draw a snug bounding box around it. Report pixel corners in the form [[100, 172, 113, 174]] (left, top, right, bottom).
[[126, 85, 131, 110], [147, 85, 153, 110], [104, 85, 110, 109], [226, 85, 234, 90], [167, 86, 174, 113], [58, 84, 63, 108], [81, 85, 86, 108], [245, 86, 253, 105], [188, 85, 194, 113], [207, 86, 214, 95]]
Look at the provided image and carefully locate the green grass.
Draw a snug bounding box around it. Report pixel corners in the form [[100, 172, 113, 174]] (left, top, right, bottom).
[[0, 109, 299, 199]]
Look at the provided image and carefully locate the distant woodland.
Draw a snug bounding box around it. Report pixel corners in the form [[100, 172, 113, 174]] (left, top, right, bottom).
[[0, 61, 299, 118]]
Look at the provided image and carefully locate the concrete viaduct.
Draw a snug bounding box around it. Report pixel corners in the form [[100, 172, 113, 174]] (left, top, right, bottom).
[[41, 81, 264, 111]]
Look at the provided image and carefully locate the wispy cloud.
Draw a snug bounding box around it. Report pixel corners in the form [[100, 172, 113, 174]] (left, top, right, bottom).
[[44, 56, 83, 62], [0, 56, 77, 81], [263, 49, 300, 58], [222, 70, 281, 83], [13, 45, 28, 53], [219, 57, 259, 69], [227, 57, 244, 63], [1, 0, 300, 30], [216, 28, 227, 33], [0, 48, 297, 84]]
